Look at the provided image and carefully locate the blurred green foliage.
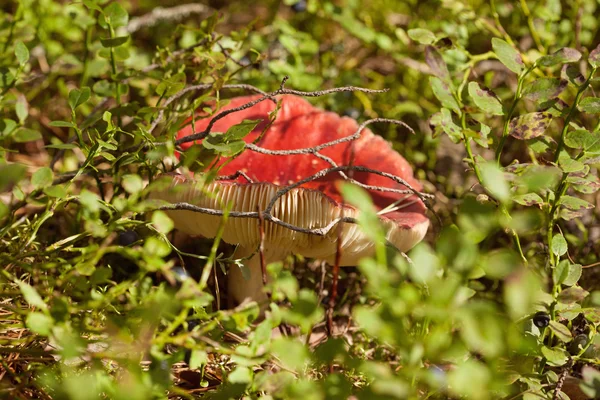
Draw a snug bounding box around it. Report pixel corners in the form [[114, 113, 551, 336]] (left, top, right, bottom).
[[1, 0, 600, 399]]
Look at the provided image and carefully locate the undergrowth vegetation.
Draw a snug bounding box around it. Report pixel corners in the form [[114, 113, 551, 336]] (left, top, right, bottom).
[[2, 0, 600, 399]]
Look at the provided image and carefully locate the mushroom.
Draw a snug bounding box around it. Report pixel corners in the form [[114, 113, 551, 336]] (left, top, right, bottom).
[[150, 95, 429, 308]]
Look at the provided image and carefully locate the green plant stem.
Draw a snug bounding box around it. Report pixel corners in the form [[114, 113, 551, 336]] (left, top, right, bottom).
[[490, 0, 515, 46], [457, 110, 527, 262], [108, 25, 120, 106], [554, 67, 598, 162], [459, 113, 484, 184], [495, 65, 535, 164], [518, 0, 544, 52]]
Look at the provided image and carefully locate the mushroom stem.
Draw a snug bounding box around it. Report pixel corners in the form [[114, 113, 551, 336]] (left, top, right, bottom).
[[227, 246, 273, 310]]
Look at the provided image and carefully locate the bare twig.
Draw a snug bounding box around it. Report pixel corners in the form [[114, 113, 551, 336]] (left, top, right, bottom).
[[156, 202, 355, 237], [148, 84, 272, 135], [257, 205, 267, 286], [552, 358, 573, 400], [125, 4, 211, 34], [173, 77, 389, 146]]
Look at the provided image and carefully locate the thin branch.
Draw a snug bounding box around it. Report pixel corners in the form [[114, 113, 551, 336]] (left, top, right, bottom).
[[125, 4, 211, 34], [174, 77, 389, 146], [263, 165, 434, 215], [148, 83, 271, 134], [155, 164, 432, 238], [156, 202, 356, 237]]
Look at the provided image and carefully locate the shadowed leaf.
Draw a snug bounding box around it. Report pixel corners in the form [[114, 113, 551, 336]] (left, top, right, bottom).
[[561, 64, 585, 86], [425, 46, 449, 80], [589, 43, 600, 68]]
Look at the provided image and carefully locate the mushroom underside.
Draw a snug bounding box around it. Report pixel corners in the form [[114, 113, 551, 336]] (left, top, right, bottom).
[[151, 179, 428, 307]]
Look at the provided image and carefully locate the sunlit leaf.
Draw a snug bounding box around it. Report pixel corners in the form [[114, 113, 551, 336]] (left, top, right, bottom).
[[537, 48, 581, 66], [492, 38, 523, 73], [468, 82, 504, 115], [509, 112, 552, 140], [408, 28, 436, 45]]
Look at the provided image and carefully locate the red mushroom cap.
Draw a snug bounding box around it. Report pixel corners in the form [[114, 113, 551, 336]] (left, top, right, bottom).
[[176, 95, 428, 231]]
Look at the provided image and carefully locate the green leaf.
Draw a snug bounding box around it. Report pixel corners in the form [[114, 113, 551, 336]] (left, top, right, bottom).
[[13, 127, 41, 143], [79, 189, 100, 213], [0, 163, 26, 191], [578, 97, 600, 114], [564, 264, 582, 286], [16, 97, 28, 124], [447, 360, 491, 399], [14, 41, 29, 66], [468, 82, 504, 115], [548, 320, 572, 342], [492, 38, 524, 73], [522, 78, 567, 103], [68, 87, 91, 111], [554, 259, 570, 285], [49, 120, 76, 128], [459, 302, 504, 358], [271, 337, 310, 371], [504, 269, 540, 320], [152, 211, 174, 234], [188, 349, 207, 370], [100, 36, 130, 48], [580, 366, 600, 398], [541, 346, 569, 366], [480, 162, 510, 203], [562, 64, 585, 86], [558, 286, 589, 303], [155, 72, 186, 97], [26, 312, 54, 336], [225, 119, 260, 140], [17, 280, 47, 310], [82, 0, 103, 12], [409, 243, 440, 284], [429, 77, 459, 113], [551, 233, 568, 256], [44, 185, 68, 198], [537, 48, 582, 66], [103, 2, 129, 28], [430, 108, 462, 144], [513, 193, 544, 207], [407, 28, 436, 45], [589, 43, 600, 68], [202, 136, 246, 157], [559, 195, 594, 211], [508, 112, 552, 140], [32, 167, 54, 189], [122, 174, 143, 194], [558, 151, 585, 173], [228, 366, 253, 384], [424, 46, 449, 80], [564, 129, 600, 153]]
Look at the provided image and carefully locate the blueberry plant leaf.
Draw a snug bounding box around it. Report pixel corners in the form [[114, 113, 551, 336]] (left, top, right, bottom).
[[492, 38, 524, 73], [468, 82, 504, 115], [537, 47, 581, 66], [522, 78, 567, 103], [508, 112, 552, 140]]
